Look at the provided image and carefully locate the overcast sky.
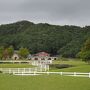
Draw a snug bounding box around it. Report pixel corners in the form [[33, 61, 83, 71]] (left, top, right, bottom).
[[0, 0, 90, 26]]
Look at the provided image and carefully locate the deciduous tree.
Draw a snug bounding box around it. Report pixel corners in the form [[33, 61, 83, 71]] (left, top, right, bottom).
[[18, 47, 29, 59], [77, 38, 90, 62]]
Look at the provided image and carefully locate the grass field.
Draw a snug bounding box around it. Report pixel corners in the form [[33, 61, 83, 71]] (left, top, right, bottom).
[[0, 64, 34, 68], [0, 73, 90, 90], [0, 59, 90, 90], [50, 60, 90, 72]]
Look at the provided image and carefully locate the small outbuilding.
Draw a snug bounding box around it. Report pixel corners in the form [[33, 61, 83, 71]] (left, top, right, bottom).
[[12, 53, 19, 60]]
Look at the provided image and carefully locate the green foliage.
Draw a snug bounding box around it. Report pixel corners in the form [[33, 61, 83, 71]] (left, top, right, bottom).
[[1, 46, 14, 60], [77, 38, 90, 62], [7, 46, 14, 58], [78, 51, 90, 61], [0, 46, 4, 60], [82, 38, 90, 51], [0, 20, 90, 57], [51, 60, 90, 72], [3, 49, 9, 60], [50, 64, 73, 69], [18, 47, 29, 59]]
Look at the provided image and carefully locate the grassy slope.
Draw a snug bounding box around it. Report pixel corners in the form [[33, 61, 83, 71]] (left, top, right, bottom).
[[50, 60, 90, 72], [0, 74, 90, 90]]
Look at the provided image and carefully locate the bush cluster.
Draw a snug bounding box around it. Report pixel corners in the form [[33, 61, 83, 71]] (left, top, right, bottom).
[[0, 71, 2, 73], [50, 64, 73, 69]]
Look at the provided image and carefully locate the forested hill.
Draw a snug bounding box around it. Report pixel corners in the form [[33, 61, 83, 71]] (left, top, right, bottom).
[[0, 20, 90, 57]]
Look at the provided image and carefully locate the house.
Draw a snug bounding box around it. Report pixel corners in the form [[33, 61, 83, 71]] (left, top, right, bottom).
[[31, 52, 57, 61], [31, 52, 50, 61], [27, 54, 32, 60], [12, 51, 20, 60], [12, 53, 19, 60], [30, 52, 57, 66]]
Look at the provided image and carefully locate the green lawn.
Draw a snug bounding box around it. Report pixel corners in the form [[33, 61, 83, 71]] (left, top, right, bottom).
[[0, 73, 90, 90], [0, 64, 34, 68], [50, 60, 90, 72], [0, 59, 90, 90], [0, 59, 90, 72]]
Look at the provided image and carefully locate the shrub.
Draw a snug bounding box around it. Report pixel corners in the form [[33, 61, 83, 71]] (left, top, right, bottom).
[[50, 64, 73, 69], [0, 71, 2, 73]]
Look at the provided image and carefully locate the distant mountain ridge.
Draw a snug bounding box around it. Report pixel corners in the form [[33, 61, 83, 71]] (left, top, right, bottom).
[[0, 20, 90, 57]]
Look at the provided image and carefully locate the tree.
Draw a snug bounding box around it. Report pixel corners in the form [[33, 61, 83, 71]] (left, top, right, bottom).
[[77, 38, 90, 62], [18, 47, 29, 59], [0, 20, 90, 57], [3, 49, 9, 60], [7, 46, 14, 58], [0, 46, 4, 60]]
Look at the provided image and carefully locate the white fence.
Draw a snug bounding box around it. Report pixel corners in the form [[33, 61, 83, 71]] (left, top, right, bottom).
[[0, 67, 49, 73], [0, 68, 90, 78], [0, 60, 31, 64]]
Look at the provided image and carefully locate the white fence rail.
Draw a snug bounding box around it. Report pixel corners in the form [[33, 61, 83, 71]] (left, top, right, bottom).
[[0, 68, 90, 78], [0, 67, 48, 73], [0, 60, 31, 64]]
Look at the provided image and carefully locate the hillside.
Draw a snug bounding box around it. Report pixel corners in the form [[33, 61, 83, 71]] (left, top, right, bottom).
[[0, 20, 90, 57]]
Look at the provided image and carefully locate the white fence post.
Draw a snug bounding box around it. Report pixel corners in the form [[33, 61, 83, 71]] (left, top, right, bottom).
[[60, 72, 63, 75], [29, 68, 31, 73], [45, 65, 47, 72], [24, 68, 25, 73], [18, 68, 19, 73], [89, 72, 90, 78], [48, 65, 49, 71], [22, 71, 23, 75], [9, 68, 11, 74], [47, 72, 49, 75], [74, 72, 76, 76], [34, 71, 36, 75]]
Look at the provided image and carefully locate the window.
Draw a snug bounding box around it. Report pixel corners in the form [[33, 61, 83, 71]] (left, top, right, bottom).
[[35, 58, 38, 60], [48, 58, 51, 60]]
